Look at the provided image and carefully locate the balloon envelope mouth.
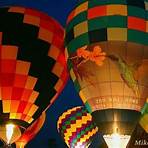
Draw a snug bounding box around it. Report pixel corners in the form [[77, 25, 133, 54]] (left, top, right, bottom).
[[0, 124, 23, 145], [92, 109, 141, 135]]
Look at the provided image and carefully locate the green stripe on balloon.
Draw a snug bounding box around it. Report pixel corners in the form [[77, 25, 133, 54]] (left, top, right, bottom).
[[71, 124, 95, 147], [66, 33, 89, 53], [128, 29, 148, 45], [102, 16, 127, 28], [128, 6, 146, 18], [88, 17, 108, 31], [88, 0, 108, 7], [66, 11, 87, 33], [67, 59, 73, 70], [141, 103, 148, 115], [66, 28, 148, 52], [60, 109, 87, 133], [88, 0, 127, 8], [85, 102, 92, 113], [88, 16, 126, 31], [74, 80, 81, 92]]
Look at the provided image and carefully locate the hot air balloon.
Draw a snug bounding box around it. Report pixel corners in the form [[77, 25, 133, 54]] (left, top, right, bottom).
[[65, 0, 148, 147], [15, 112, 46, 148], [0, 6, 68, 145], [57, 106, 107, 148]]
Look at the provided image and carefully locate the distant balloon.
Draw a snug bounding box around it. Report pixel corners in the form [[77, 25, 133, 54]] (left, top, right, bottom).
[[57, 106, 105, 148], [15, 112, 46, 148], [65, 0, 148, 148], [0, 6, 68, 144]]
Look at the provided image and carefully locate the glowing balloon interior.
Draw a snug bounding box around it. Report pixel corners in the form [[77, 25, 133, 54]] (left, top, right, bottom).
[[0, 124, 21, 145]]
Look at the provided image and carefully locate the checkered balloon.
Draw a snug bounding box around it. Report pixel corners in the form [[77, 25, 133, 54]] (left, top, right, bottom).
[[0, 6, 68, 130]]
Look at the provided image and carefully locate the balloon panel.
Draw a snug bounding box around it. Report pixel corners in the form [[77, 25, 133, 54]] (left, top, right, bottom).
[[57, 106, 98, 148], [0, 6, 68, 128], [65, 0, 148, 113]]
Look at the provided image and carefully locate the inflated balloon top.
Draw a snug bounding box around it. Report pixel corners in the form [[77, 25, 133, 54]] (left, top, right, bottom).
[[0, 6, 68, 144], [57, 106, 98, 148]]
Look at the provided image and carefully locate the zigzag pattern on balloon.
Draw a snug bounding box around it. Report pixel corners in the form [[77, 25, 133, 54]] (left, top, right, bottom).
[[64, 115, 92, 143], [59, 109, 88, 133], [57, 107, 82, 129], [74, 127, 98, 148], [70, 123, 97, 147], [57, 106, 98, 148]]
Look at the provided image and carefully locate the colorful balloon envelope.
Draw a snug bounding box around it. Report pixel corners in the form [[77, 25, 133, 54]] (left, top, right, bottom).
[[65, 0, 148, 147], [0, 6, 68, 144], [57, 106, 99, 148], [15, 112, 46, 148]]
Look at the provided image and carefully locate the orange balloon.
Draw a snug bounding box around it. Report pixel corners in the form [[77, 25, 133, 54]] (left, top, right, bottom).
[[0, 6, 68, 144], [15, 112, 46, 148]]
